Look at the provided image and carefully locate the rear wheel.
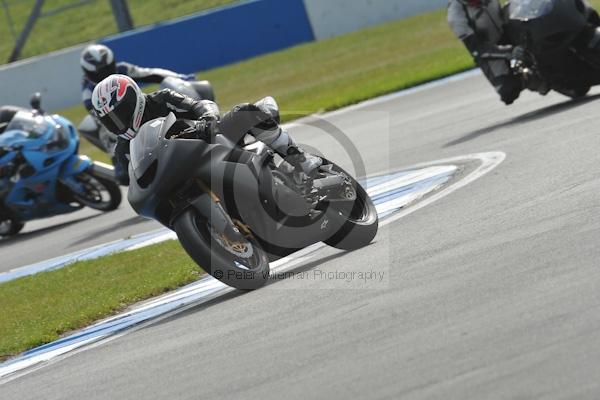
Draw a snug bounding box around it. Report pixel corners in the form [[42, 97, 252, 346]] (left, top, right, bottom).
[[0, 219, 24, 237], [174, 209, 270, 290], [72, 172, 122, 211], [555, 85, 591, 99], [323, 164, 378, 251]]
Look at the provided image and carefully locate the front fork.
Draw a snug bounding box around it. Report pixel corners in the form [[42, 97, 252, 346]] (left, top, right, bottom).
[[171, 179, 246, 242]]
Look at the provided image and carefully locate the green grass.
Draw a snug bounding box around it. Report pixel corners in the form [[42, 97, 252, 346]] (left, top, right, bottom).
[[0, 0, 237, 63], [0, 240, 202, 361]]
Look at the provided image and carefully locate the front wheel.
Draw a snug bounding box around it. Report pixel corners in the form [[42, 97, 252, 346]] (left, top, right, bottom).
[[73, 172, 122, 211], [0, 219, 24, 237], [323, 165, 379, 251], [174, 209, 270, 290]]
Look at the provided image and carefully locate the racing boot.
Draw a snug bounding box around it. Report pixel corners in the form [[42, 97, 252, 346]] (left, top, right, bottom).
[[249, 97, 322, 177], [264, 128, 322, 177]]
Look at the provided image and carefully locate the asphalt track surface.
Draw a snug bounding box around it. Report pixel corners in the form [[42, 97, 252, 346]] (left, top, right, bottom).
[[3, 72, 600, 399], [0, 193, 158, 273]]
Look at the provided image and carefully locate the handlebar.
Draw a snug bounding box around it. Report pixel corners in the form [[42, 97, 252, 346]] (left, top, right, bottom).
[[480, 51, 534, 79], [480, 52, 513, 61]]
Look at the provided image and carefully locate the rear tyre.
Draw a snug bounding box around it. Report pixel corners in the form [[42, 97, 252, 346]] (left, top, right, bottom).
[[73, 172, 122, 211], [323, 164, 379, 251], [174, 209, 270, 290], [0, 219, 24, 237], [556, 85, 591, 99]]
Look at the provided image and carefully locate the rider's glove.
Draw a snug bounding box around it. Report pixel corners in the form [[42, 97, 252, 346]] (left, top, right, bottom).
[[188, 120, 215, 138], [510, 46, 527, 71], [511, 46, 526, 62]]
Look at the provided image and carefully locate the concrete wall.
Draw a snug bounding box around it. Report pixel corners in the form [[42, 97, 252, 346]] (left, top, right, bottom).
[[0, 44, 87, 110], [303, 0, 447, 40]]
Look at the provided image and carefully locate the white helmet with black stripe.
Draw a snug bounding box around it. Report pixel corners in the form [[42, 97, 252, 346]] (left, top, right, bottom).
[[80, 44, 117, 83]]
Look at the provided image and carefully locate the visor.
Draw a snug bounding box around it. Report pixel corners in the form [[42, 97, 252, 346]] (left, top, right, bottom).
[[99, 112, 128, 136], [97, 93, 136, 136]]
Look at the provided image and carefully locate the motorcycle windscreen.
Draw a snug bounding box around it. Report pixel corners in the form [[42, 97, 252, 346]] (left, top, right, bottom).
[[510, 0, 555, 20], [130, 119, 163, 178], [0, 111, 50, 147]]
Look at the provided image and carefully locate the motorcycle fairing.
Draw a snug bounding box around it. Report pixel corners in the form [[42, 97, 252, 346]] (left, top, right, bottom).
[[508, 0, 589, 54], [1, 113, 89, 221], [128, 115, 347, 255]]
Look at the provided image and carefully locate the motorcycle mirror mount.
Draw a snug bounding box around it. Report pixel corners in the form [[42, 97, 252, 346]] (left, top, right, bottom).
[[30, 92, 44, 114]]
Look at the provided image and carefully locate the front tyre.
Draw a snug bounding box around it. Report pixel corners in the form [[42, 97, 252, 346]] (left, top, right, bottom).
[[73, 172, 122, 211], [174, 209, 270, 290], [324, 166, 378, 251]]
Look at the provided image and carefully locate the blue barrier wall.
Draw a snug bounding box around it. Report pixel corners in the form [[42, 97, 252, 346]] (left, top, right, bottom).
[[101, 0, 315, 74]]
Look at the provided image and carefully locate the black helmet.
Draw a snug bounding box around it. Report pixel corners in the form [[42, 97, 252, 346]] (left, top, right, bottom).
[[91, 75, 147, 139], [80, 44, 117, 83]]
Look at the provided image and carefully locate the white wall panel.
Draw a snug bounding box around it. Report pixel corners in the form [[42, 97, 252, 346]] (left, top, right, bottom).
[[0, 44, 87, 111], [304, 0, 447, 40]]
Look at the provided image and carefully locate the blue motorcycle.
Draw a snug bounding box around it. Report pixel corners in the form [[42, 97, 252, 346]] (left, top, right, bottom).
[[0, 95, 121, 237]]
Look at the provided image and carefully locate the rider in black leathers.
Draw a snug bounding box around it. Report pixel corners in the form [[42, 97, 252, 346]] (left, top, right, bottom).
[[91, 75, 321, 185]]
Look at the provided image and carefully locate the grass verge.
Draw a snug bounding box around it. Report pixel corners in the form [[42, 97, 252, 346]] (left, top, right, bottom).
[[0, 240, 202, 361]]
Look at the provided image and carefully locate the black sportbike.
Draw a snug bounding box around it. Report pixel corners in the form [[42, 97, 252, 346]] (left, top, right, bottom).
[[486, 0, 600, 98], [127, 113, 378, 290]]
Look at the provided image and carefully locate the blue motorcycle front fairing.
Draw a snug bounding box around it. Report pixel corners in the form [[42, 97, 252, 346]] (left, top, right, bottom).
[[0, 111, 93, 221]]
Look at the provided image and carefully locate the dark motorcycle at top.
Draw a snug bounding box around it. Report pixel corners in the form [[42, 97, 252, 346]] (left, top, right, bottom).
[[127, 113, 379, 290], [485, 0, 600, 99]]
